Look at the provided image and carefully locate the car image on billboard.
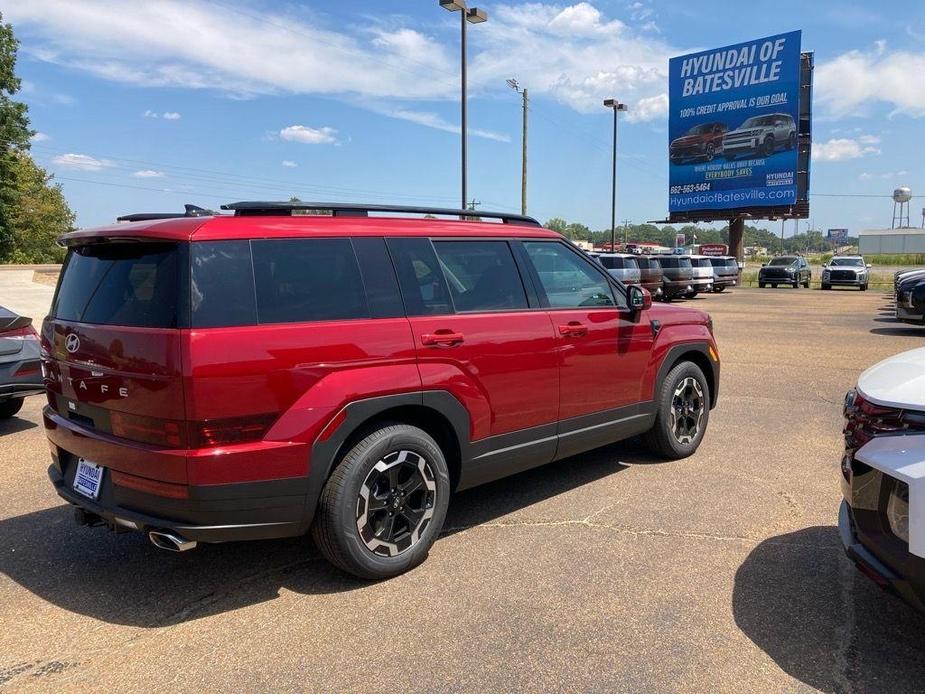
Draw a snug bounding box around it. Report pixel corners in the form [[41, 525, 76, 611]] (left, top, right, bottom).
[[668, 31, 802, 214]]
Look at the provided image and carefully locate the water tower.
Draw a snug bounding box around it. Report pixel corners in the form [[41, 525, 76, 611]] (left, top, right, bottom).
[[892, 186, 912, 228]]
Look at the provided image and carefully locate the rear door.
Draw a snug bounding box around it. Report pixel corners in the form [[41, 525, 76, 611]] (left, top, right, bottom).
[[388, 237, 559, 439], [519, 240, 652, 428]]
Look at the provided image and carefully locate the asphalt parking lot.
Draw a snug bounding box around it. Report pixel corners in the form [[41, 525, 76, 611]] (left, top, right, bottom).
[[2, 282, 924, 692]]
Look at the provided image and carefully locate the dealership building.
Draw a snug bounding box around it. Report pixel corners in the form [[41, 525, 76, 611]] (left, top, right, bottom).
[[858, 228, 925, 255]]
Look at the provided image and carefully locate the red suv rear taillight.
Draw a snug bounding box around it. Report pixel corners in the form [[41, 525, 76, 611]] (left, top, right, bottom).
[[111, 411, 188, 448], [191, 414, 277, 448]]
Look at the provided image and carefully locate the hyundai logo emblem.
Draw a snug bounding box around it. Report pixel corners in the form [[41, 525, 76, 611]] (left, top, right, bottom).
[[65, 333, 80, 353]]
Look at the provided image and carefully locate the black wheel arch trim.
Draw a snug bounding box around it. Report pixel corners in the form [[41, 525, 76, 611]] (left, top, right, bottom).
[[655, 342, 719, 410]]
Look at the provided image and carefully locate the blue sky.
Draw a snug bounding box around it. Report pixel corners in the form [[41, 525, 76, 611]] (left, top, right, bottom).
[[6, 0, 925, 234]]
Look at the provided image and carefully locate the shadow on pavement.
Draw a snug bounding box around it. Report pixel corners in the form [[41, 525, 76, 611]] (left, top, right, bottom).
[[733, 526, 925, 692], [869, 326, 924, 337], [0, 441, 637, 627], [0, 417, 38, 436]]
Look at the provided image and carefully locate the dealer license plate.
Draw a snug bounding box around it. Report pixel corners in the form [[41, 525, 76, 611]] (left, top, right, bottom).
[[73, 458, 104, 500]]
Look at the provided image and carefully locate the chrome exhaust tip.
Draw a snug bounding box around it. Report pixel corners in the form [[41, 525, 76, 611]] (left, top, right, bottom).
[[148, 530, 197, 552]]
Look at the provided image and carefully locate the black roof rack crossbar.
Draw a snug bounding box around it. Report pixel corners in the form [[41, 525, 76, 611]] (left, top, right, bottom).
[[220, 201, 540, 226], [117, 204, 213, 223]]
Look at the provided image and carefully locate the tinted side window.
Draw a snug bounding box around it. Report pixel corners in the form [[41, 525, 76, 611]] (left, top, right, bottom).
[[191, 241, 257, 328], [387, 238, 453, 316], [599, 256, 621, 270], [251, 239, 368, 324], [433, 241, 527, 312], [523, 242, 617, 309]]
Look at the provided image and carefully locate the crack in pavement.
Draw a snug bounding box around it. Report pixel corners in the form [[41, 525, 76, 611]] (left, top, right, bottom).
[[833, 557, 858, 694], [442, 515, 840, 551]]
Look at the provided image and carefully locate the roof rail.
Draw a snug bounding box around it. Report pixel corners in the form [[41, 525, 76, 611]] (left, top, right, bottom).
[[219, 201, 541, 226], [117, 204, 214, 223]]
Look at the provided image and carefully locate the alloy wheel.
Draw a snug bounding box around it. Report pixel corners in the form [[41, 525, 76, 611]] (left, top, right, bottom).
[[356, 450, 437, 557], [669, 377, 705, 445]]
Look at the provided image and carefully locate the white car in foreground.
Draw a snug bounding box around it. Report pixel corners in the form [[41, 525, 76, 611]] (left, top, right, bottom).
[[840, 346, 925, 610]]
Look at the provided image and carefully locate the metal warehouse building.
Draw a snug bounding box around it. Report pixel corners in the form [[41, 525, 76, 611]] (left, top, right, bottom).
[[858, 228, 925, 255]]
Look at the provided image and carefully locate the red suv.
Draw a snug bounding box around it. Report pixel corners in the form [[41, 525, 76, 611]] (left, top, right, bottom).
[[42, 202, 720, 579]]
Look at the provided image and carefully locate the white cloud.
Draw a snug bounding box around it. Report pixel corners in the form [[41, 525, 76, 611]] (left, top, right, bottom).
[[858, 172, 872, 180], [143, 109, 158, 118], [281, 160, 297, 168], [626, 93, 667, 123], [812, 136, 881, 162], [375, 107, 510, 143], [162, 111, 181, 120], [51, 153, 113, 171], [132, 169, 165, 177], [30, 132, 49, 143], [817, 43, 925, 118], [6, 1, 675, 123], [279, 125, 338, 145]]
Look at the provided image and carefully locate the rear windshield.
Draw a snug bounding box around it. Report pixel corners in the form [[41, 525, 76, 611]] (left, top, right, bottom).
[[695, 258, 713, 268], [657, 257, 692, 269], [599, 256, 638, 271], [53, 243, 179, 328]]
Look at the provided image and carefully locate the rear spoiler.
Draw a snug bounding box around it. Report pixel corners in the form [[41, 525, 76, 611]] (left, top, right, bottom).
[[116, 204, 213, 223]]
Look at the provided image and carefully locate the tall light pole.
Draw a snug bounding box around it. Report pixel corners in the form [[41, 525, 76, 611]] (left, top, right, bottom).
[[507, 79, 528, 215], [603, 98, 627, 251], [441, 1, 487, 212]]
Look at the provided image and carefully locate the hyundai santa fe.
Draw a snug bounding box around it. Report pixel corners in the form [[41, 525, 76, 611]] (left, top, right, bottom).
[[42, 202, 720, 579]]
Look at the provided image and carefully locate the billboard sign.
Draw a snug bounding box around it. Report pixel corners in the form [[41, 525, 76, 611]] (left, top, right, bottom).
[[668, 31, 802, 215], [827, 228, 848, 242], [698, 243, 729, 256]]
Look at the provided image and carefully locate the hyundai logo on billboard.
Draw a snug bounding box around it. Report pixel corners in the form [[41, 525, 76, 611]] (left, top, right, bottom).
[[668, 31, 802, 213]]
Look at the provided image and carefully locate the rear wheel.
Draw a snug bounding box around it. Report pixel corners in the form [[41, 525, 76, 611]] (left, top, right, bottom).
[[771, 284, 778, 288], [0, 398, 24, 419], [312, 424, 451, 580], [763, 136, 775, 156], [643, 362, 710, 459], [758, 282, 766, 288], [803, 278, 810, 288], [713, 285, 725, 293]]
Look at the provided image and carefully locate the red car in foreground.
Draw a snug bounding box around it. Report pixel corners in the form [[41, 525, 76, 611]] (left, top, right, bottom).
[[42, 202, 720, 579]]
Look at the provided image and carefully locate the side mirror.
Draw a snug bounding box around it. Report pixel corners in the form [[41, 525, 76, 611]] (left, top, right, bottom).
[[629, 285, 652, 311]]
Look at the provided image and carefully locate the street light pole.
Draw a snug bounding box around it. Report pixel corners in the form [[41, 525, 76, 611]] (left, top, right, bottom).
[[507, 79, 528, 215], [603, 98, 627, 251], [441, 1, 487, 212]]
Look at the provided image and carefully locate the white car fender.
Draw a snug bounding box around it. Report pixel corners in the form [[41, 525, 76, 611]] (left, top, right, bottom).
[[855, 434, 925, 558]]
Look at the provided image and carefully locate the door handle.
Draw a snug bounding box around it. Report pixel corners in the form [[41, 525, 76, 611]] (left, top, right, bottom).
[[421, 331, 465, 346], [558, 322, 588, 337]]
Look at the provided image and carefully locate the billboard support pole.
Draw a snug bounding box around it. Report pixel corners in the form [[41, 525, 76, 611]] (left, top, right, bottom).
[[729, 216, 744, 261]]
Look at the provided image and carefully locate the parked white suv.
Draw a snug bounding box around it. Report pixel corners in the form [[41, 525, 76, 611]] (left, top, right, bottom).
[[723, 113, 796, 160], [840, 346, 925, 610], [687, 256, 715, 298]]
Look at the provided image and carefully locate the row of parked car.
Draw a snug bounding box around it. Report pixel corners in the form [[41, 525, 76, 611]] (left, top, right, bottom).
[[894, 267, 925, 326], [588, 252, 740, 301]]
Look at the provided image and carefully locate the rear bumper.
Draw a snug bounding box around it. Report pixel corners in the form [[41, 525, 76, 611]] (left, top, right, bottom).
[[662, 279, 693, 298], [839, 500, 925, 611], [712, 276, 738, 288], [48, 461, 309, 543], [896, 306, 925, 325]]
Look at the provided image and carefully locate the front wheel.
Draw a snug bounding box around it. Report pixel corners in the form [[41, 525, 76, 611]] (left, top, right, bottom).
[[860, 283, 868, 291], [763, 136, 775, 156], [0, 398, 24, 419], [713, 285, 725, 293], [758, 282, 766, 288], [312, 424, 451, 580], [792, 280, 799, 288], [643, 361, 710, 459], [803, 279, 810, 288]]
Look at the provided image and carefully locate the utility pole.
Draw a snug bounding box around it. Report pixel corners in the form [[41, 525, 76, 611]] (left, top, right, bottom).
[[603, 99, 628, 253], [780, 219, 786, 254], [621, 219, 632, 247], [507, 79, 528, 215]]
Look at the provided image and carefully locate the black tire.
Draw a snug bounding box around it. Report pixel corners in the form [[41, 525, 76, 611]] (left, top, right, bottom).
[[771, 284, 778, 288], [713, 285, 725, 293], [803, 279, 810, 288], [758, 282, 766, 288], [643, 361, 710, 459], [0, 398, 24, 419], [860, 283, 868, 291], [684, 291, 698, 299], [792, 280, 799, 288], [312, 424, 451, 580], [763, 136, 775, 156], [705, 143, 715, 161], [822, 283, 830, 290]]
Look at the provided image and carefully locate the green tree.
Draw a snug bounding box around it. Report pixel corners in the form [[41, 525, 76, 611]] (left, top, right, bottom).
[[0, 12, 34, 258], [6, 151, 72, 263]]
